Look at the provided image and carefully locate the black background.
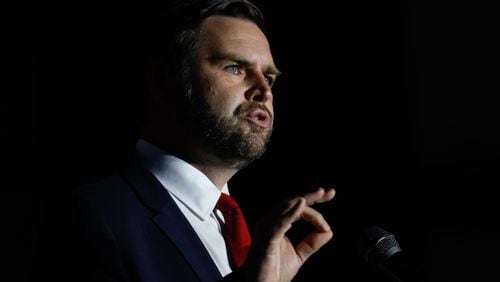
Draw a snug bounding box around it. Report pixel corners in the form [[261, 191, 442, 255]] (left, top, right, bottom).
[[5, 0, 500, 281]]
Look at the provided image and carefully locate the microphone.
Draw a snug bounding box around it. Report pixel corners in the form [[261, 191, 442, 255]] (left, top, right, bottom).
[[357, 225, 425, 282]]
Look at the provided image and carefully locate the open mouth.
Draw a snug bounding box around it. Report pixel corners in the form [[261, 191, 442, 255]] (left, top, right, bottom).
[[245, 109, 271, 129]]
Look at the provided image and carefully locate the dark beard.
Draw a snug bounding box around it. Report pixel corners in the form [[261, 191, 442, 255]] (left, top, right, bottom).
[[191, 102, 273, 169]]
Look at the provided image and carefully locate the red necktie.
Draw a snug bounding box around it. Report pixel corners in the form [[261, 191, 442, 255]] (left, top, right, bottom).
[[216, 193, 252, 268]]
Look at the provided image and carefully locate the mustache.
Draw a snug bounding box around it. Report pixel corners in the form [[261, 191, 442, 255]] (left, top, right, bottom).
[[234, 103, 273, 120]]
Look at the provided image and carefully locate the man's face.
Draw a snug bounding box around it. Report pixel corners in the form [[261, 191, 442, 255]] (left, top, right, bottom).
[[189, 15, 278, 168]]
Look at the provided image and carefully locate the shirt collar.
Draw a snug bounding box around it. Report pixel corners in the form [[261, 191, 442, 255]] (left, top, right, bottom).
[[135, 139, 229, 221]]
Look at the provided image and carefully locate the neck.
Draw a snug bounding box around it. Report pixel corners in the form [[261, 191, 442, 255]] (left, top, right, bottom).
[[140, 133, 239, 190], [176, 146, 240, 189], [190, 159, 239, 189]]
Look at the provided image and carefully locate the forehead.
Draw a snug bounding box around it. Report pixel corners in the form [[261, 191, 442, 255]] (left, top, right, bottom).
[[197, 16, 273, 61]]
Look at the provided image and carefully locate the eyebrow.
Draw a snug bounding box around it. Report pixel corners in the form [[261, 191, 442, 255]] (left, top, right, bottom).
[[209, 52, 282, 77]]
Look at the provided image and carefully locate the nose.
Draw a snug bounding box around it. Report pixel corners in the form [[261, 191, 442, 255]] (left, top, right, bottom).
[[244, 73, 273, 103]]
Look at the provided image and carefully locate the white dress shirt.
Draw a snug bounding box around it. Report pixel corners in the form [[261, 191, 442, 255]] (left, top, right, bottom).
[[135, 139, 232, 276]]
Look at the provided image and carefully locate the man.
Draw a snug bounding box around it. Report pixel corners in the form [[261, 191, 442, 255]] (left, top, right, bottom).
[[72, 0, 336, 281]]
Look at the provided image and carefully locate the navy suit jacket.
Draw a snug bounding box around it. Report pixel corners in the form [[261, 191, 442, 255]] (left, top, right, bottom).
[[72, 163, 240, 282]]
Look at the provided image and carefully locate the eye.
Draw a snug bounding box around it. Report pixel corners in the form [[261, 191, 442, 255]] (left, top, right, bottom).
[[264, 75, 275, 86], [224, 65, 243, 75]]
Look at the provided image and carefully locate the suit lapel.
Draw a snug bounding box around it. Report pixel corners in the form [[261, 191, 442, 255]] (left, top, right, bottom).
[[122, 164, 223, 282]]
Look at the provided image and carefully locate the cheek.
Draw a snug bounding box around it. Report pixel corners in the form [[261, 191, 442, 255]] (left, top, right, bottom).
[[202, 88, 241, 118], [196, 70, 246, 117], [217, 93, 243, 117]]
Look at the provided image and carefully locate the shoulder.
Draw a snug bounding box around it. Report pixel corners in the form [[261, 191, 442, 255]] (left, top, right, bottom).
[[72, 171, 141, 219], [72, 164, 162, 218], [73, 174, 130, 205]]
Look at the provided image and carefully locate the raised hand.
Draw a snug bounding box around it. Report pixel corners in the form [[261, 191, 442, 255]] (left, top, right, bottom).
[[242, 187, 336, 282]]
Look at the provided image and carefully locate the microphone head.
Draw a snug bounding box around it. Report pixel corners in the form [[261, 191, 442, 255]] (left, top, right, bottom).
[[357, 225, 403, 268]]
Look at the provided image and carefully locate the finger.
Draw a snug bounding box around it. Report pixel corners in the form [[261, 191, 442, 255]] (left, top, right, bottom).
[[257, 198, 333, 264], [295, 229, 333, 263], [294, 205, 334, 262], [265, 195, 304, 219], [270, 197, 306, 239], [300, 206, 331, 232], [303, 187, 336, 206]]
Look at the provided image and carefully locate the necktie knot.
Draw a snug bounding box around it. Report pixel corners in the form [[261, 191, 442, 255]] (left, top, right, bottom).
[[215, 194, 239, 214], [216, 193, 251, 269]]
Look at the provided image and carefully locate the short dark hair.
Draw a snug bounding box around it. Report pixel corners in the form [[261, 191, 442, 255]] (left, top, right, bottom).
[[146, 0, 266, 97]]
